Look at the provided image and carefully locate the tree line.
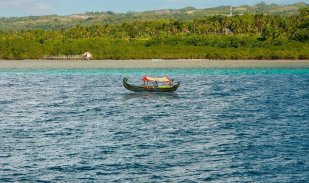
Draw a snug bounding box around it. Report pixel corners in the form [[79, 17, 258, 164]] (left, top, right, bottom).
[[0, 8, 308, 60]]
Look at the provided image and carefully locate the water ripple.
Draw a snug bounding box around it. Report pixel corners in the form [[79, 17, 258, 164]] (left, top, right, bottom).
[[0, 69, 308, 182]]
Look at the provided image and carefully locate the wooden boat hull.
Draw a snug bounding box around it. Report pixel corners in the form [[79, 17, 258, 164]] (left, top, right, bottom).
[[123, 78, 180, 92]]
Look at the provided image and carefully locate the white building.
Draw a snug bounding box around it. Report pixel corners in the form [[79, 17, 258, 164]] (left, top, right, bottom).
[[82, 52, 92, 60]]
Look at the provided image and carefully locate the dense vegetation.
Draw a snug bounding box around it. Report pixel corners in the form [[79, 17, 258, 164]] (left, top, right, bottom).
[[0, 6, 308, 60], [0, 2, 307, 30]]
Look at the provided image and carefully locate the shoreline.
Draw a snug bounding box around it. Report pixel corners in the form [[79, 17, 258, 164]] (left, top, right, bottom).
[[0, 60, 309, 69]]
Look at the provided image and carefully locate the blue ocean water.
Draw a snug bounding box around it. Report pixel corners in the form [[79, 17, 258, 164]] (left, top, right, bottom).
[[0, 68, 309, 182]]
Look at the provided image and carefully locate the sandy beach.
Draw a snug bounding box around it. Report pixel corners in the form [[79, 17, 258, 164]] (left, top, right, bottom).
[[0, 60, 309, 69]]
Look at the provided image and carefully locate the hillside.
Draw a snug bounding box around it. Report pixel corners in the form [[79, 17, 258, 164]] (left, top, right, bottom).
[[0, 2, 308, 31]]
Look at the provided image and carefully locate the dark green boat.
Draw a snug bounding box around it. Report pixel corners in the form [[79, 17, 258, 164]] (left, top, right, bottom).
[[123, 78, 180, 92]]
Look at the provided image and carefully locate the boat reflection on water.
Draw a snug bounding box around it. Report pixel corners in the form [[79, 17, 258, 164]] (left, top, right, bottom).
[[123, 92, 179, 101]]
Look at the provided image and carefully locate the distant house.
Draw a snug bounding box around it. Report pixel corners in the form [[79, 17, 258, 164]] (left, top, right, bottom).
[[83, 52, 92, 60]]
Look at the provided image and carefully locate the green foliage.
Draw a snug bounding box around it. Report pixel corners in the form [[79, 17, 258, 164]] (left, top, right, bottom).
[[289, 7, 309, 42], [299, 7, 309, 17], [0, 34, 307, 60], [0, 9, 309, 60], [0, 3, 307, 31]]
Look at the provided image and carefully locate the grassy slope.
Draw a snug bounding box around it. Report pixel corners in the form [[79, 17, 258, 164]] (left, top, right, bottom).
[[0, 2, 308, 31]]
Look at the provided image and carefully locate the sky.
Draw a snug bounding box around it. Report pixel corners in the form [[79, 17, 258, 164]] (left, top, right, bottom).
[[0, 0, 307, 17]]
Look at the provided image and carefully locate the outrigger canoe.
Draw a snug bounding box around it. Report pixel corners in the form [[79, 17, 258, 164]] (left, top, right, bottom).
[[123, 77, 180, 92]]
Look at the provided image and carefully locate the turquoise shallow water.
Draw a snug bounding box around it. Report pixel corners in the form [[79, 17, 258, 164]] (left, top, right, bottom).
[[1, 68, 309, 75], [0, 68, 309, 182]]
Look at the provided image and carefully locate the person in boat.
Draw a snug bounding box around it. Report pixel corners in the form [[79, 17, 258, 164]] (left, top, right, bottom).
[[142, 75, 174, 88], [154, 81, 158, 87], [164, 79, 174, 87], [169, 79, 174, 86]]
